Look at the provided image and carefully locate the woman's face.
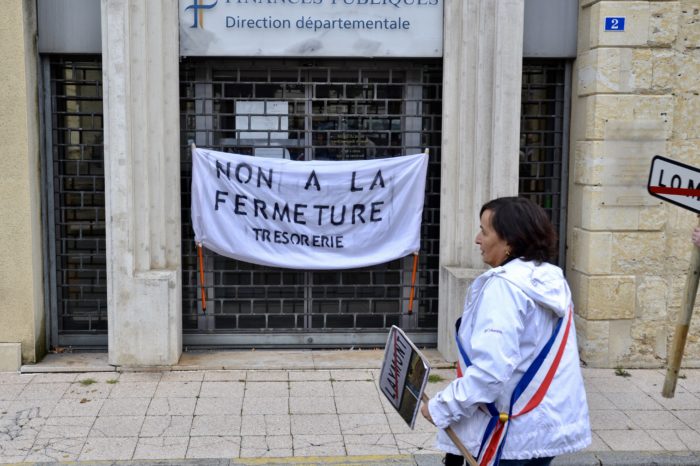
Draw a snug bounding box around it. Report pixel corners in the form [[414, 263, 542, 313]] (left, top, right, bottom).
[[475, 209, 509, 267]]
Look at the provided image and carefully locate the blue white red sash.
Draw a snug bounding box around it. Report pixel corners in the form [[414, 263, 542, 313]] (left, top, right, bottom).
[[456, 305, 573, 466]]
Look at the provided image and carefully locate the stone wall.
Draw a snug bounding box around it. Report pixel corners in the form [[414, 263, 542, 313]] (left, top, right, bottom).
[[570, 0, 700, 367], [0, 1, 43, 368]]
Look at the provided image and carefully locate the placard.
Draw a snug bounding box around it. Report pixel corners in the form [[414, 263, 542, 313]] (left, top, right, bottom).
[[379, 326, 431, 428]]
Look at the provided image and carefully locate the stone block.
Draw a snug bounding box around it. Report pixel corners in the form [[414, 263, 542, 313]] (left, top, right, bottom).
[[655, 324, 668, 360], [577, 48, 652, 96], [570, 228, 613, 274], [636, 276, 669, 321], [600, 137, 665, 200], [611, 231, 666, 274], [579, 187, 634, 230], [578, 187, 660, 231], [638, 205, 668, 229], [630, 320, 668, 363], [574, 314, 610, 367], [609, 319, 634, 363], [665, 200, 699, 230], [581, 2, 680, 48], [675, 50, 700, 92], [673, 93, 700, 139], [679, 3, 700, 48], [573, 138, 669, 220], [669, 135, 700, 168], [568, 270, 586, 311], [650, 49, 678, 91], [0, 342, 21, 372], [573, 140, 605, 185], [588, 2, 653, 48], [576, 274, 637, 320], [668, 271, 686, 309], [604, 118, 669, 141], [664, 227, 699, 273], [567, 185, 584, 241], [580, 95, 673, 140], [649, 1, 681, 46]]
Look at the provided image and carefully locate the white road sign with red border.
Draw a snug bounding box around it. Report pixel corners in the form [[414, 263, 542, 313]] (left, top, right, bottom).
[[648, 155, 700, 214]]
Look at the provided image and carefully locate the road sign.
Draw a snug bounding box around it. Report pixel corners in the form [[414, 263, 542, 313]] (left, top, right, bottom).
[[647, 155, 700, 214], [379, 326, 431, 429]]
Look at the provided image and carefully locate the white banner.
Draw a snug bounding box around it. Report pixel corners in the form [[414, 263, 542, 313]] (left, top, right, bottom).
[[191, 147, 428, 270]]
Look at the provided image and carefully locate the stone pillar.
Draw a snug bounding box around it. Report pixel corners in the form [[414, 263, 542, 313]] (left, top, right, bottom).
[[438, 0, 524, 360], [102, 0, 182, 366]]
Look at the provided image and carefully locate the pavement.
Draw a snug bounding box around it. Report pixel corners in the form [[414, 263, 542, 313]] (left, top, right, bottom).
[[1, 349, 700, 465]]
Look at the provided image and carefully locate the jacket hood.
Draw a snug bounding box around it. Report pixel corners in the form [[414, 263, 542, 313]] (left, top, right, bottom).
[[494, 259, 571, 318]]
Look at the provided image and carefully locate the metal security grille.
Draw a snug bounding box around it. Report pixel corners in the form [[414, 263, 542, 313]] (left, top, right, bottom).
[[520, 60, 571, 266], [43, 57, 107, 347], [179, 59, 442, 347]]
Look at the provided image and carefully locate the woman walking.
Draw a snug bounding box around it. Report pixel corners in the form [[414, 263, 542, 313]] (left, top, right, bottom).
[[422, 197, 591, 466]]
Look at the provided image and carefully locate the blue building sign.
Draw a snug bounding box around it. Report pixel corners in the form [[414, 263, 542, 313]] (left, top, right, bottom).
[[604, 17, 625, 31]]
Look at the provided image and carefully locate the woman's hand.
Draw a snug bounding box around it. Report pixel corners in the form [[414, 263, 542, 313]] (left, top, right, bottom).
[[421, 400, 435, 425]]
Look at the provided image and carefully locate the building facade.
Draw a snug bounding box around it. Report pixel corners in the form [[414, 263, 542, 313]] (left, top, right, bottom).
[[1, 0, 698, 371], [570, 0, 700, 367]]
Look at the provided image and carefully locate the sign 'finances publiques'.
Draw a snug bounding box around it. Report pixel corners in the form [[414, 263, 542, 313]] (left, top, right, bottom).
[[179, 0, 443, 57]]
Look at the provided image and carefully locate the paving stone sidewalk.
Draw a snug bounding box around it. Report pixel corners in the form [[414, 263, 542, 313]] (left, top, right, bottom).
[[1, 352, 700, 464]]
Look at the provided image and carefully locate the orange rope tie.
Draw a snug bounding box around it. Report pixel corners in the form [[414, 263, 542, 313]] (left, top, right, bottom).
[[197, 243, 207, 313], [408, 252, 419, 315]]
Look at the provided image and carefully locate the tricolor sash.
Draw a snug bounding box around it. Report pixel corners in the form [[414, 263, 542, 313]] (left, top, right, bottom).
[[455, 305, 573, 465]]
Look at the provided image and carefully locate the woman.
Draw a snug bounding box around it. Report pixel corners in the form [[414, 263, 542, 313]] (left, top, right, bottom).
[[421, 197, 590, 466]]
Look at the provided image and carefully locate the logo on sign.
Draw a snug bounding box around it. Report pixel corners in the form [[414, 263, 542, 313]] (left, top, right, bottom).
[[185, 0, 218, 29], [604, 17, 625, 31]]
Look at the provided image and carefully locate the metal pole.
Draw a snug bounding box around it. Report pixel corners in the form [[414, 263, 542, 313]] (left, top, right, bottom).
[[662, 217, 700, 397]]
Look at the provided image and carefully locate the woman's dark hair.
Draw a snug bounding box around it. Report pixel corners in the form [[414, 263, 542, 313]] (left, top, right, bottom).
[[480, 196, 557, 263]]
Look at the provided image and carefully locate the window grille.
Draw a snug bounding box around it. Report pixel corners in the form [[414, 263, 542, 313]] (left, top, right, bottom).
[[520, 59, 571, 266], [44, 57, 106, 347], [179, 59, 442, 347]]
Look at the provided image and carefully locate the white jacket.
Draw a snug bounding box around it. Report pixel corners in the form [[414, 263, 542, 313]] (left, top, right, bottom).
[[428, 259, 591, 460]]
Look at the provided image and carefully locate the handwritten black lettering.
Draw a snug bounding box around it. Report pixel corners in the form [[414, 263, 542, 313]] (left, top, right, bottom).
[[370, 170, 385, 190], [351, 171, 363, 192], [234, 194, 247, 215], [305, 170, 321, 191], [214, 190, 228, 211]]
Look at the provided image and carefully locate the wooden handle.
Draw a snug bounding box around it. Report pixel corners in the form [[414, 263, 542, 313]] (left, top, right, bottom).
[[662, 218, 700, 397], [421, 393, 478, 466]]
